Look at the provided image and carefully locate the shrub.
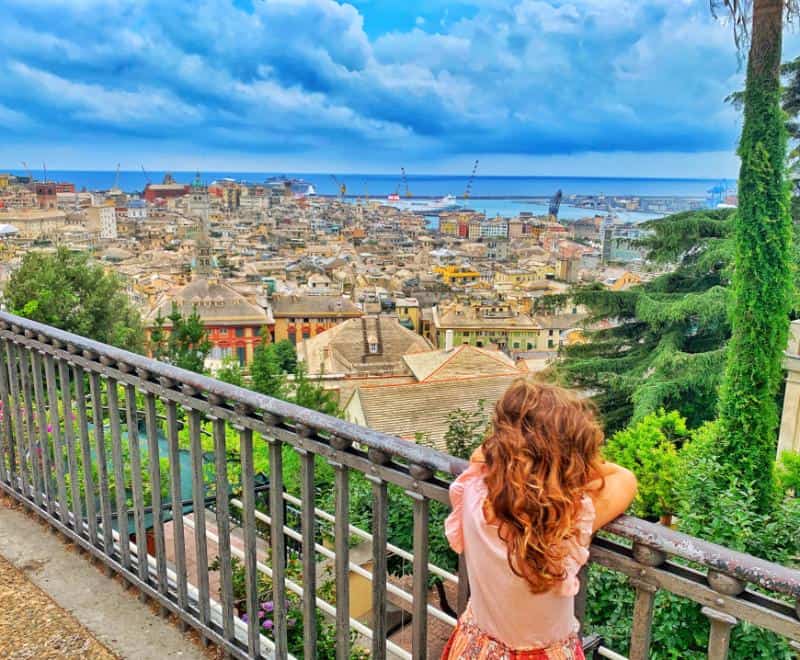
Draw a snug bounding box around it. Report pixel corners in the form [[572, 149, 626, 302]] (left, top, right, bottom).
[[603, 409, 688, 519]]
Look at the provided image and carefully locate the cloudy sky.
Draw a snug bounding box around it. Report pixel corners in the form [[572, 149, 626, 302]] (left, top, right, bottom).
[[0, 0, 797, 177]]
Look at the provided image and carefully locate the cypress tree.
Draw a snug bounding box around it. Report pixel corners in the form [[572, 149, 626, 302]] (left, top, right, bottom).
[[715, 0, 794, 512]]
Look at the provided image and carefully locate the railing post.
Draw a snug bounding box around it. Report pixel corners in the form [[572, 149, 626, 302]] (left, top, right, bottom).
[[237, 412, 260, 659], [122, 378, 149, 599], [367, 448, 389, 660], [6, 340, 30, 500], [143, 386, 168, 615], [267, 418, 288, 659], [104, 372, 131, 573], [628, 544, 666, 660], [18, 342, 43, 508], [184, 394, 210, 640], [702, 607, 737, 660], [0, 334, 15, 488], [294, 424, 318, 660], [89, 367, 114, 569], [329, 435, 351, 660], [211, 412, 235, 650], [409, 464, 432, 660], [30, 348, 54, 517], [163, 390, 188, 629]]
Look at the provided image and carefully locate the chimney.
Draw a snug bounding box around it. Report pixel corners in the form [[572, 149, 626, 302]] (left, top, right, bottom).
[[445, 329, 454, 351]]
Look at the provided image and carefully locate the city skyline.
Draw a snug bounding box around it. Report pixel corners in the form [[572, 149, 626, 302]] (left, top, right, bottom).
[[2, 1, 799, 177]]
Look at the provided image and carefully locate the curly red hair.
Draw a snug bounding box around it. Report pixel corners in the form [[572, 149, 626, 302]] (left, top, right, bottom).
[[482, 379, 604, 593]]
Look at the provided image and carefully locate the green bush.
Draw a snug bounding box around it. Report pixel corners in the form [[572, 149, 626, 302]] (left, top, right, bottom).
[[603, 409, 688, 519], [776, 450, 800, 495]]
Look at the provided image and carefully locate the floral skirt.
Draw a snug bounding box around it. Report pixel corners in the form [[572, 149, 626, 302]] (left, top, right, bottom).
[[441, 606, 585, 660]]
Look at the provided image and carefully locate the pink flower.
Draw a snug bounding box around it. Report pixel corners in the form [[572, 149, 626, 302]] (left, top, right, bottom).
[[262, 619, 273, 630]]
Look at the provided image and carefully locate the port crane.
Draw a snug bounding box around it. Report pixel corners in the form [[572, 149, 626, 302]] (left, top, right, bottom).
[[330, 175, 346, 200], [112, 163, 121, 192], [400, 167, 411, 198], [42, 162, 47, 183], [463, 159, 479, 199], [548, 189, 563, 223], [20, 162, 33, 182], [141, 164, 152, 186]]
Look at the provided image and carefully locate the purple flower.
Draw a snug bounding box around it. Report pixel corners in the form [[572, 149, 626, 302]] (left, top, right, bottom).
[[262, 619, 273, 630], [262, 601, 274, 613], [46, 424, 53, 433], [258, 610, 265, 619], [241, 614, 248, 623]]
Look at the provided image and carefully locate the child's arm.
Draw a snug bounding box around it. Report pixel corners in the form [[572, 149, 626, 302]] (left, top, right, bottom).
[[586, 461, 637, 532]]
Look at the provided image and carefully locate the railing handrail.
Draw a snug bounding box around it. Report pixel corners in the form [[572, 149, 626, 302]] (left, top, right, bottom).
[[0, 311, 467, 476], [604, 515, 800, 599]]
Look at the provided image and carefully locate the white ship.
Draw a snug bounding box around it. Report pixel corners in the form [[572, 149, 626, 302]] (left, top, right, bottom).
[[384, 194, 460, 214]]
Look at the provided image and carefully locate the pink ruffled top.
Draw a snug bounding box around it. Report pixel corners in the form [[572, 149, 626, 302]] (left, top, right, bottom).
[[445, 461, 595, 649]]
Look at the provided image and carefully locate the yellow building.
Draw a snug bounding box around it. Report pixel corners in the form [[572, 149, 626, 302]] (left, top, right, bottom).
[[433, 264, 480, 285], [395, 297, 422, 333], [271, 294, 363, 344], [0, 174, 9, 190]]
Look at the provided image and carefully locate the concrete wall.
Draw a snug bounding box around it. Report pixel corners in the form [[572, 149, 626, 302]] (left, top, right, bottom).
[[778, 320, 800, 455]]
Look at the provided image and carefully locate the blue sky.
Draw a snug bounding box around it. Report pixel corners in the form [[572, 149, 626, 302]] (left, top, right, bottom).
[[0, 0, 796, 176]]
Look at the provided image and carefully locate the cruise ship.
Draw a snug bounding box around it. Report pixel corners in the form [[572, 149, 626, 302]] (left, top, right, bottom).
[[266, 176, 316, 197], [384, 194, 460, 214]]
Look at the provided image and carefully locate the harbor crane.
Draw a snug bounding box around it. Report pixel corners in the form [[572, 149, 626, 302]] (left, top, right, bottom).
[[141, 164, 152, 186], [548, 189, 563, 223], [112, 163, 121, 192], [42, 162, 47, 183], [330, 174, 346, 200], [20, 162, 33, 181], [463, 159, 479, 199], [400, 167, 411, 198]]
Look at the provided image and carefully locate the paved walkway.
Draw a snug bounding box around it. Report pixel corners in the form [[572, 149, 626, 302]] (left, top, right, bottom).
[[0, 495, 210, 660]]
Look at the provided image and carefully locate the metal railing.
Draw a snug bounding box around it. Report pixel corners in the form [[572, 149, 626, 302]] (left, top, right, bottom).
[[0, 311, 798, 660]]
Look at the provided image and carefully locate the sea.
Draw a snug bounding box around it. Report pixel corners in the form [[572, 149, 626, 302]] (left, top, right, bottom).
[[6, 169, 729, 223]]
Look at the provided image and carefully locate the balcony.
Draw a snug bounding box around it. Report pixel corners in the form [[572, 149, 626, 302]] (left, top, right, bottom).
[[0, 310, 798, 659]]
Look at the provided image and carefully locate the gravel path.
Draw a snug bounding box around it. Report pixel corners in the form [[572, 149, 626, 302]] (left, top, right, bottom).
[[0, 552, 118, 660]]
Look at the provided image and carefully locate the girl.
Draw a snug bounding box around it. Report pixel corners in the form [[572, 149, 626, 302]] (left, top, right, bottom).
[[443, 380, 637, 659]]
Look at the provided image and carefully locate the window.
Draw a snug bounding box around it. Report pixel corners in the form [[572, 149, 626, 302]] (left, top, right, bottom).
[[235, 327, 245, 338], [303, 318, 309, 323], [369, 342, 378, 354], [548, 329, 554, 336], [219, 328, 228, 336], [253, 326, 261, 337], [513, 342, 520, 349], [527, 342, 533, 350], [302, 331, 310, 340], [237, 347, 246, 364], [548, 340, 554, 349]]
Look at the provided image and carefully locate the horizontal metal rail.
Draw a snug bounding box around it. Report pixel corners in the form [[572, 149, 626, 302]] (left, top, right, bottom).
[[0, 311, 798, 660]]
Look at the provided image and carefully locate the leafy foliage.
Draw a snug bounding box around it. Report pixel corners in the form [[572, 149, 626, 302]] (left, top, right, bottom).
[[5, 246, 144, 351], [148, 303, 212, 374], [442, 401, 489, 459], [216, 356, 244, 387], [602, 410, 687, 519], [557, 209, 734, 433]]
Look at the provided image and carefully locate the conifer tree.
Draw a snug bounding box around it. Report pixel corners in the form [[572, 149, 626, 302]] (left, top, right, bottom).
[[557, 209, 734, 433]]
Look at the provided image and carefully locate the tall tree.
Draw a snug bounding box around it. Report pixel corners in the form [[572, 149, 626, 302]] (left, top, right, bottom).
[[713, 0, 796, 512], [4, 247, 144, 351], [251, 339, 288, 399]]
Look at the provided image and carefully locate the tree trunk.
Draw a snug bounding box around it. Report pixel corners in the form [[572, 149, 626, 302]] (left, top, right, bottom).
[[717, 0, 792, 513]]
